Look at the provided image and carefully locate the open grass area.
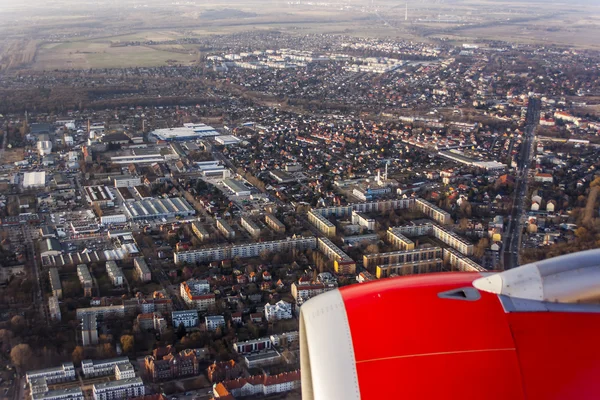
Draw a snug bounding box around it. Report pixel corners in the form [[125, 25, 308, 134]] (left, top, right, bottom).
[[34, 41, 198, 70]]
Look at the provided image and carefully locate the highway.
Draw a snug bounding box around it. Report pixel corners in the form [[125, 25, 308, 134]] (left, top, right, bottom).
[[502, 97, 541, 270]]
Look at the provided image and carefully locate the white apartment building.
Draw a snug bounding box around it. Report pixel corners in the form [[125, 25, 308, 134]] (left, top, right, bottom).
[[105, 261, 124, 286], [241, 216, 262, 238], [205, 315, 225, 331], [264, 301, 292, 322], [115, 363, 135, 380], [26, 363, 76, 384], [172, 310, 199, 328], [48, 296, 61, 321], [32, 387, 84, 400], [82, 357, 131, 378], [76, 305, 125, 320], [93, 377, 144, 400]]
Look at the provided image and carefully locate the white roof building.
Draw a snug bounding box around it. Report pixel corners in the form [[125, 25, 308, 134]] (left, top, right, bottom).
[[23, 171, 46, 188]]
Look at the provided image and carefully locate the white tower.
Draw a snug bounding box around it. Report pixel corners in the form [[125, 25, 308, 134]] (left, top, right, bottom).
[[405, 3, 408, 21]]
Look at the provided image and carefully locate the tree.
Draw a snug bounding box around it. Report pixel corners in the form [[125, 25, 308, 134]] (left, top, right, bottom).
[[96, 343, 116, 359], [474, 237, 490, 259], [11, 343, 33, 373], [176, 323, 187, 340], [0, 329, 14, 352], [120, 335, 135, 355], [11, 315, 25, 333], [72, 346, 85, 366]]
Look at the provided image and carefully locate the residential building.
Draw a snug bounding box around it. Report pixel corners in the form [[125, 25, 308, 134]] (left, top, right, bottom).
[[213, 371, 300, 398], [49, 268, 62, 299], [443, 248, 486, 272], [375, 258, 444, 278], [414, 198, 452, 225], [216, 219, 236, 240], [77, 264, 93, 297], [233, 338, 272, 354], [364, 247, 444, 271], [105, 261, 124, 286], [191, 221, 211, 241], [534, 173, 553, 183], [144, 347, 201, 382], [240, 216, 262, 238], [387, 228, 415, 250], [93, 377, 145, 400], [137, 313, 167, 333], [26, 363, 76, 384], [32, 387, 84, 400], [134, 257, 151, 282], [205, 315, 225, 331], [317, 237, 356, 274], [115, 363, 135, 380], [244, 350, 282, 368], [180, 280, 215, 311], [174, 236, 317, 264], [291, 279, 337, 305], [269, 331, 299, 347], [76, 305, 125, 320], [351, 211, 376, 230], [308, 210, 336, 237], [207, 360, 244, 383], [48, 296, 61, 321], [264, 213, 285, 233], [265, 300, 292, 322], [172, 310, 199, 328], [82, 357, 131, 378], [81, 314, 99, 346]]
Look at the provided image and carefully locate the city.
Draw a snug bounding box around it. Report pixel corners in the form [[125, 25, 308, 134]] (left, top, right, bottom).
[[0, 0, 599, 399]]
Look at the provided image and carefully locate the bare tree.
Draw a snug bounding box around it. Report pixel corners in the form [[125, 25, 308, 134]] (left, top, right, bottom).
[[11, 343, 33, 373]]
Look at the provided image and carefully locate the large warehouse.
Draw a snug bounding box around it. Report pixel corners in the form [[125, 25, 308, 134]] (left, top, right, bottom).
[[151, 123, 218, 141], [123, 198, 195, 221], [23, 171, 46, 188]]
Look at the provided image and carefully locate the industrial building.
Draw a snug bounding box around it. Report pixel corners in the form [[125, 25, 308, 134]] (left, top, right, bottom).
[[84, 186, 115, 208], [151, 123, 218, 141], [215, 135, 241, 145], [123, 198, 195, 221], [23, 171, 46, 188], [223, 178, 251, 196], [113, 175, 141, 188]]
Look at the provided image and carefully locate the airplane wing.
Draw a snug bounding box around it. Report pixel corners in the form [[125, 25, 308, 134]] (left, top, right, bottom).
[[300, 249, 600, 400]]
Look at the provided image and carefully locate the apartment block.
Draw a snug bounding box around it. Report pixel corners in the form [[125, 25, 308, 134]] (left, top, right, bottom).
[[26, 363, 76, 385], [77, 264, 93, 297], [49, 268, 62, 299], [387, 228, 415, 250], [206, 315, 225, 331], [291, 278, 337, 305], [351, 211, 376, 231], [308, 210, 336, 237], [115, 363, 135, 380], [93, 377, 144, 400], [317, 237, 356, 274], [180, 281, 215, 311], [376, 258, 444, 279], [415, 198, 452, 225], [241, 216, 262, 238], [82, 357, 131, 378], [191, 221, 211, 241], [264, 213, 285, 234], [48, 296, 61, 321], [431, 225, 474, 256], [134, 257, 152, 282], [216, 219, 235, 240], [364, 247, 444, 271], [81, 314, 99, 346], [32, 387, 84, 400], [174, 236, 317, 264], [105, 261, 124, 286], [172, 310, 199, 328], [443, 248, 485, 272], [76, 305, 125, 320], [144, 347, 201, 382], [233, 338, 272, 354], [264, 301, 292, 322]]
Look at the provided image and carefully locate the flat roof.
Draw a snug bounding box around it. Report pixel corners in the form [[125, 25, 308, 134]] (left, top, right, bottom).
[[23, 171, 46, 187]]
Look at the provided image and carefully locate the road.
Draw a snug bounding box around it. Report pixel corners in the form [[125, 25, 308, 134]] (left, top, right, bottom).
[[502, 97, 541, 270]]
